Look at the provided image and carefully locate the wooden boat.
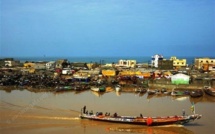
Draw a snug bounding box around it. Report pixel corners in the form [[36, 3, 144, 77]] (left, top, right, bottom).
[[91, 86, 106, 92], [79, 107, 202, 126], [147, 89, 156, 95], [203, 86, 215, 97], [55, 86, 73, 92], [115, 85, 121, 92], [135, 87, 147, 94], [190, 89, 204, 98], [171, 89, 190, 96]]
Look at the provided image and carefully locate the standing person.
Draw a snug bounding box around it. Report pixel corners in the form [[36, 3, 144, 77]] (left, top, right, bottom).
[[182, 109, 185, 116], [83, 106, 86, 114]]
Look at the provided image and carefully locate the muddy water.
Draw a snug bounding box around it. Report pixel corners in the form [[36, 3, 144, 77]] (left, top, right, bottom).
[[0, 89, 214, 134]]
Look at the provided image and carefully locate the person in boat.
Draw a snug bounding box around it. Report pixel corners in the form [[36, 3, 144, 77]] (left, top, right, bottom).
[[89, 110, 93, 115], [182, 109, 185, 116], [83, 106, 86, 114], [113, 113, 118, 117], [140, 114, 143, 118], [105, 112, 109, 116]]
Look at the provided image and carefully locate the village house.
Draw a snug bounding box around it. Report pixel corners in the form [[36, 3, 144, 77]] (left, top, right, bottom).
[[118, 59, 136, 68], [158, 59, 173, 70], [55, 59, 69, 69], [170, 56, 187, 69], [194, 57, 215, 71], [3, 58, 20, 67], [34, 62, 47, 70], [46, 61, 56, 70], [24, 61, 46, 70], [151, 54, 163, 68], [102, 69, 116, 76], [71, 62, 89, 70], [24, 62, 35, 68]]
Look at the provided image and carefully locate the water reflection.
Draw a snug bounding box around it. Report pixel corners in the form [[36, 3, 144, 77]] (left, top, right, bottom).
[[107, 126, 194, 134], [80, 119, 194, 134], [172, 96, 189, 102], [91, 91, 105, 97]]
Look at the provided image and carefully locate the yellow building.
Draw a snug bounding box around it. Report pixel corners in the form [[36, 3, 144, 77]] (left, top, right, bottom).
[[102, 70, 116, 76], [195, 58, 215, 70], [119, 70, 143, 76], [23, 63, 36, 73], [24, 62, 35, 68], [170, 56, 187, 68]]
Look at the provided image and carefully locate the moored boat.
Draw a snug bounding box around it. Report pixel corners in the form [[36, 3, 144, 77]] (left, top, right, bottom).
[[203, 86, 215, 97], [147, 89, 156, 95], [55, 86, 73, 92], [79, 106, 202, 126], [190, 89, 204, 98], [135, 87, 147, 94], [171, 89, 190, 96], [115, 85, 121, 92], [91, 86, 106, 92]]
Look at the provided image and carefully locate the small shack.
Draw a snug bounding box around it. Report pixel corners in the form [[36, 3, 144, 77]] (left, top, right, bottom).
[[171, 73, 190, 85]]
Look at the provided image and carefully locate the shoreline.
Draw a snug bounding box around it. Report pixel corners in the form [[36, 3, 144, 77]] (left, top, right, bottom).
[[0, 83, 209, 93]]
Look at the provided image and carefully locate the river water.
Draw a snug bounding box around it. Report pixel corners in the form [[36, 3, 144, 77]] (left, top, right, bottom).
[[0, 89, 214, 134]]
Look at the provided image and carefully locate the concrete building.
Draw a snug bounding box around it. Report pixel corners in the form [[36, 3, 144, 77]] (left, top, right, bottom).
[[4, 58, 20, 67], [55, 59, 68, 69], [195, 58, 215, 70], [118, 60, 136, 68], [151, 54, 163, 68], [158, 60, 173, 70], [170, 56, 187, 69], [46, 61, 56, 70]]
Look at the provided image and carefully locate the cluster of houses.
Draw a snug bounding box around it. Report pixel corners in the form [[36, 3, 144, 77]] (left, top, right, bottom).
[[0, 55, 215, 73], [0, 55, 215, 87], [150, 54, 215, 72]]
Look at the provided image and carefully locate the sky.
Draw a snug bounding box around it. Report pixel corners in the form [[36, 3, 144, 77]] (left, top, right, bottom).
[[0, 0, 215, 58]]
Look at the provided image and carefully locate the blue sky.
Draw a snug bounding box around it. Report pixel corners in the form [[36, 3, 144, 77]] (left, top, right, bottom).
[[1, 0, 215, 57]]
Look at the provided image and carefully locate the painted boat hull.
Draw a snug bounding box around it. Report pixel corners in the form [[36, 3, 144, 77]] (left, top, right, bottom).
[[203, 87, 215, 97], [190, 89, 204, 98], [80, 114, 202, 126]]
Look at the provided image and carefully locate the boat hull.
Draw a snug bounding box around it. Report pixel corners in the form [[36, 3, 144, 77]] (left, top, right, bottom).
[[190, 89, 204, 98], [80, 114, 201, 126], [203, 87, 215, 97]]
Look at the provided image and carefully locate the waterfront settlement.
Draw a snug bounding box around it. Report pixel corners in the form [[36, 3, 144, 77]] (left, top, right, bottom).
[[0, 55, 215, 96]]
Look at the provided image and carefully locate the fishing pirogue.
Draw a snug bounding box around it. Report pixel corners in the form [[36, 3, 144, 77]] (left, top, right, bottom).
[[79, 106, 202, 126]]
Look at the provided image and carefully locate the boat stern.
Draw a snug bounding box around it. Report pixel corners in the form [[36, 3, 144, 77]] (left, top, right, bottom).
[[189, 114, 202, 121]]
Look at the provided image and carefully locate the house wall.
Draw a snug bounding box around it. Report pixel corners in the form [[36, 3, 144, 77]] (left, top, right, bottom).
[[46, 61, 56, 69], [158, 60, 173, 70], [151, 54, 163, 68], [173, 59, 187, 67], [119, 60, 136, 67], [24, 63, 35, 68], [195, 58, 215, 69], [34, 63, 46, 69]]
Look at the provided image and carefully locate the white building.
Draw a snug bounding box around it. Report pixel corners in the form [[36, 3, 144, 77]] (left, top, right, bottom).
[[46, 61, 56, 69], [151, 54, 163, 68], [118, 60, 136, 68]]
